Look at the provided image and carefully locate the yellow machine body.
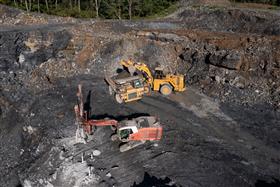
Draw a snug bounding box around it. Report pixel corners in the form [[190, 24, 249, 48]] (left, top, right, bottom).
[[153, 74, 186, 92], [120, 60, 186, 96], [105, 74, 149, 103], [118, 82, 145, 103]]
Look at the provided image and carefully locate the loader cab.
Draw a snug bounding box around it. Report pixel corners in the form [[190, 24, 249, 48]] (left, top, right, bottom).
[[154, 67, 165, 79]]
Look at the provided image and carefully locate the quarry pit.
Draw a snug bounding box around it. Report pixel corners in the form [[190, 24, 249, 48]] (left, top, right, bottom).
[[0, 4, 280, 187]]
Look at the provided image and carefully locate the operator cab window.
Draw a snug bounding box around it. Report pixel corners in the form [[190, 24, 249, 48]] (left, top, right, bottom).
[[133, 80, 143, 88], [120, 129, 133, 140], [154, 69, 164, 79]]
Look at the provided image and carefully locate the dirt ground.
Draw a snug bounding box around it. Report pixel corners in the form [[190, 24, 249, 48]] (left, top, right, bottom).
[[0, 3, 280, 187], [0, 75, 279, 187]]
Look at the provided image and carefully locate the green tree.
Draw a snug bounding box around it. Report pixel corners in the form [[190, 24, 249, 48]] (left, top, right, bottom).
[[0, 0, 181, 19]]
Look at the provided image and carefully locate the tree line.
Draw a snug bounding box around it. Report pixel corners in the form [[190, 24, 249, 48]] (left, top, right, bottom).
[[0, 0, 179, 19], [0, 0, 278, 19]]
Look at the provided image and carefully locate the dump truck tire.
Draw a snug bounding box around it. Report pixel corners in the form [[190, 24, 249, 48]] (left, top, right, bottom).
[[160, 84, 172, 96], [115, 94, 123, 104], [144, 85, 151, 95]]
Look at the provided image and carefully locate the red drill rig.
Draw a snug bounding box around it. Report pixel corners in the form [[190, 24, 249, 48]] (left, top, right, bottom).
[[74, 84, 163, 152], [74, 84, 118, 142]]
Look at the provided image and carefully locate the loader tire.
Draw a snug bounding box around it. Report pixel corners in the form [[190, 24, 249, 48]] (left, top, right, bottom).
[[115, 94, 123, 104], [160, 84, 172, 96]]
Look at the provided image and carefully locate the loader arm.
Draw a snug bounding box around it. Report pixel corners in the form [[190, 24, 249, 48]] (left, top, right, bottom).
[[120, 60, 154, 86]]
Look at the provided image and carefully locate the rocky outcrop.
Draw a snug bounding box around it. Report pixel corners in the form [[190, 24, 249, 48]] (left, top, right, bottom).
[[134, 27, 279, 108], [177, 35, 280, 108], [172, 8, 280, 36], [0, 5, 77, 26], [0, 29, 71, 73]]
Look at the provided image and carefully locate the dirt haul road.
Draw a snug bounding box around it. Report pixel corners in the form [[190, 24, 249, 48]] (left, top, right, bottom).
[[0, 75, 279, 187]]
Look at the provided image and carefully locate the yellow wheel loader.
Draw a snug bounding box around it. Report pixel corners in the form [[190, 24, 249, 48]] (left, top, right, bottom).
[[120, 60, 186, 96]]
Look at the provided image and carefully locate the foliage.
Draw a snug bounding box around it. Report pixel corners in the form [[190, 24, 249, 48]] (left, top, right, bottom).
[[0, 0, 180, 19], [1, 0, 278, 19]]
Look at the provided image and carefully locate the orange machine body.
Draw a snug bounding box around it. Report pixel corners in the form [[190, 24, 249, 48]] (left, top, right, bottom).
[[129, 127, 163, 141]]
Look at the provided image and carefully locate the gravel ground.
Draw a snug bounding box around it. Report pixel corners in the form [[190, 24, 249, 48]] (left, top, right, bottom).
[[1, 75, 279, 186]]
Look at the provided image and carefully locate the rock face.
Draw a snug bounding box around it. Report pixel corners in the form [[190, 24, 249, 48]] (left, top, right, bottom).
[[133, 28, 279, 108], [0, 26, 73, 112], [0, 5, 77, 25], [175, 8, 280, 36], [0, 4, 279, 110], [177, 33, 280, 107], [0, 29, 71, 73]]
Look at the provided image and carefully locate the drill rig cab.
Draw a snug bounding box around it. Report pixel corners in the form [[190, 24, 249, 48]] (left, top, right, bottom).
[[112, 116, 162, 152]]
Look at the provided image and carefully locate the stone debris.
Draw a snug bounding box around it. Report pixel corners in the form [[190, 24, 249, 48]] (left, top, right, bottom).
[[92, 150, 101, 157], [23, 125, 35, 134]]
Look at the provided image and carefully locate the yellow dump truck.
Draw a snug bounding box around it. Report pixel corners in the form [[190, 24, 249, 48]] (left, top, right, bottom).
[[105, 74, 149, 103]]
